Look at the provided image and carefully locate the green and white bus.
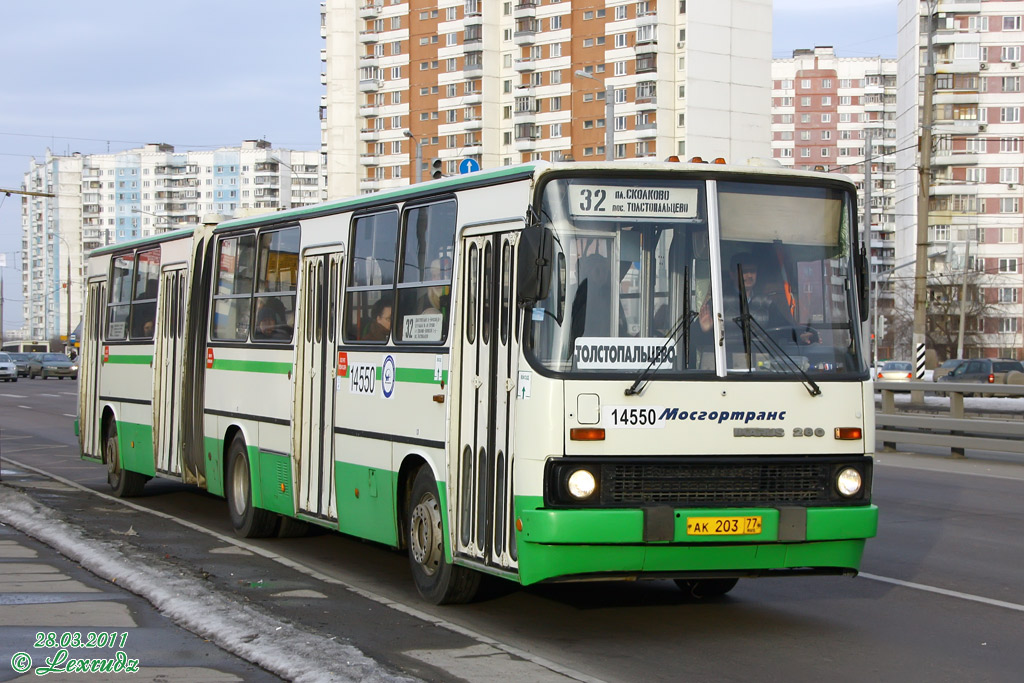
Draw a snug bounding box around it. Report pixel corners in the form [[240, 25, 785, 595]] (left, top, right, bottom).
[[79, 160, 877, 603]]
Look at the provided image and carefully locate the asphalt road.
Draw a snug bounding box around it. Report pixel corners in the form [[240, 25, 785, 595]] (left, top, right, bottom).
[[2, 379, 1023, 682]]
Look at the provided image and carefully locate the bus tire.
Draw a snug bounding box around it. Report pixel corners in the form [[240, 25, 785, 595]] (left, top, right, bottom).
[[674, 578, 739, 599], [104, 421, 147, 497], [407, 466, 481, 605], [226, 435, 278, 538]]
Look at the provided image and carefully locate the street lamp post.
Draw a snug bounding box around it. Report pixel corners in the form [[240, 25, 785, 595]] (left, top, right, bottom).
[[404, 130, 424, 183], [574, 70, 615, 161]]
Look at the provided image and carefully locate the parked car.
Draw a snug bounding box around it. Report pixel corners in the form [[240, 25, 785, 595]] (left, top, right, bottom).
[[932, 358, 966, 382], [876, 360, 914, 382], [27, 353, 79, 380], [8, 352, 34, 377], [936, 358, 1024, 396], [0, 352, 17, 382]]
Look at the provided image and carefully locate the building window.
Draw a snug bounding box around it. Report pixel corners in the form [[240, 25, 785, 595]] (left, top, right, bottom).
[[1000, 167, 1020, 184], [1002, 46, 1022, 63], [999, 287, 1019, 303], [1000, 197, 1020, 213], [1001, 107, 1021, 123], [999, 258, 1019, 273], [1003, 16, 1021, 31], [550, 15, 561, 30], [615, 33, 627, 48], [821, 96, 831, 106]]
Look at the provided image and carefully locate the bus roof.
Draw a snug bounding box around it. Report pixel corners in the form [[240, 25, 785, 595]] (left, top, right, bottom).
[[89, 160, 854, 255]]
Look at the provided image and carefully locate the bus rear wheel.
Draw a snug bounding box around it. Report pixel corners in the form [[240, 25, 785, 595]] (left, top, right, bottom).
[[226, 434, 278, 538], [674, 578, 739, 599], [407, 466, 481, 604], [104, 421, 147, 497]]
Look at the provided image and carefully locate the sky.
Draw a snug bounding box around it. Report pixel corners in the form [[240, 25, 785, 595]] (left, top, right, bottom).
[[0, 0, 898, 333]]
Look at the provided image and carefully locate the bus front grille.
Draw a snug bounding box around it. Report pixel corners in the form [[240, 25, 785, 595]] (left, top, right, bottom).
[[544, 456, 872, 508]]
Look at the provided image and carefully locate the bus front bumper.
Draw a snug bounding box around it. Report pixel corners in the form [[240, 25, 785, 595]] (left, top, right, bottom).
[[513, 502, 878, 585]]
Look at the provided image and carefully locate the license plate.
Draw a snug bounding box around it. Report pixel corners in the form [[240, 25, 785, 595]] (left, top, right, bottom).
[[686, 516, 762, 536]]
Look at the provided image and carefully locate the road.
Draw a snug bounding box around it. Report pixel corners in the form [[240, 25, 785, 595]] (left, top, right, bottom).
[[2, 379, 1023, 682]]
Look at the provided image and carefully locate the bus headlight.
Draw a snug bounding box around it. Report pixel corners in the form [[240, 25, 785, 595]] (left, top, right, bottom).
[[836, 467, 863, 497], [566, 469, 597, 500]]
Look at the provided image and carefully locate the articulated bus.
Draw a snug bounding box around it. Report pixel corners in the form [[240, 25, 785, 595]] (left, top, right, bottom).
[[79, 161, 877, 603]]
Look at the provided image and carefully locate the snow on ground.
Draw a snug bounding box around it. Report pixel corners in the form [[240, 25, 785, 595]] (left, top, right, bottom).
[[0, 486, 415, 683]]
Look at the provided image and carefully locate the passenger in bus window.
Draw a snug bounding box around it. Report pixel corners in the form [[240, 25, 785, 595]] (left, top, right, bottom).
[[363, 296, 393, 341], [420, 258, 450, 315], [254, 298, 291, 340]]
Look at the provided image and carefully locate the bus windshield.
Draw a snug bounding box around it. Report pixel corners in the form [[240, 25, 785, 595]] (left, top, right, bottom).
[[524, 174, 866, 379]]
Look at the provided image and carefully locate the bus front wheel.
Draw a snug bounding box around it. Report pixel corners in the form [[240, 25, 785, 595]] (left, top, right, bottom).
[[104, 421, 147, 497], [407, 466, 481, 605], [674, 578, 739, 599], [226, 435, 278, 538]]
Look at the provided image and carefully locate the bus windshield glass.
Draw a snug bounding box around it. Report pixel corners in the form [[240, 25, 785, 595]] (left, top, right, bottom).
[[524, 174, 865, 379]]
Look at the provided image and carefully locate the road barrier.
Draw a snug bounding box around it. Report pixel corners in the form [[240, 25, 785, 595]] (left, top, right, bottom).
[[874, 380, 1024, 458]]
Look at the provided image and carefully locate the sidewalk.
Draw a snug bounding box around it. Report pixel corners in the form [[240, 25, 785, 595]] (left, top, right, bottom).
[[0, 511, 283, 682]]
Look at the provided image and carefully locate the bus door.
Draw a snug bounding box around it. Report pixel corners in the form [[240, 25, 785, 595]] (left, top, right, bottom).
[[79, 279, 106, 459], [295, 250, 343, 521], [455, 227, 521, 570], [154, 266, 186, 476]]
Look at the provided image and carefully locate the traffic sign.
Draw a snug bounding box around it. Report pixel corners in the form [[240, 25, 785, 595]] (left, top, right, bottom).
[[459, 158, 480, 174]]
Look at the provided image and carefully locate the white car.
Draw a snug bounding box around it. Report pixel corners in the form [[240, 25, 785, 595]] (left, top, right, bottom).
[[0, 352, 18, 382]]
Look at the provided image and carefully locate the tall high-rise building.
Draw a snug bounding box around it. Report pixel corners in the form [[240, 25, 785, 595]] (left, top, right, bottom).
[[321, 0, 773, 198], [771, 46, 899, 359], [897, 0, 1024, 359], [20, 140, 322, 342]]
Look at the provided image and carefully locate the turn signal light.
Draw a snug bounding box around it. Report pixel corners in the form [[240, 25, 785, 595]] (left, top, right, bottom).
[[834, 427, 863, 440], [570, 427, 606, 441], [712, 157, 726, 164]]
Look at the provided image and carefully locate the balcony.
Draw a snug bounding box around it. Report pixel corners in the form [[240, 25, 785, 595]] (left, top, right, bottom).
[[513, 1, 538, 18], [358, 29, 379, 44], [636, 122, 658, 137], [359, 2, 382, 19], [359, 78, 384, 92], [360, 53, 380, 68], [360, 153, 381, 167], [360, 128, 383, 141], [513, 57, 536, 72], [359, 104, 380, 117]]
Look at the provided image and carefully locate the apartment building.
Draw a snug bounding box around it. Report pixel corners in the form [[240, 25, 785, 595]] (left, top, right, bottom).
[[896, 0, 1024, 359], [771, 47, 899, 359], [321, 0, 772, 199], [20, 140, 322, 342]]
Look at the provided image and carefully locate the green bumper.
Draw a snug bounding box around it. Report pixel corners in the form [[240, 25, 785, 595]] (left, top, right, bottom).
[[514, 500, 878, 585]]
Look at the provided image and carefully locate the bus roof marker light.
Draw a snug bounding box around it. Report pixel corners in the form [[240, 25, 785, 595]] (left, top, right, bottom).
[[834, 427, 862, 440], [712, 158, 726, 164]]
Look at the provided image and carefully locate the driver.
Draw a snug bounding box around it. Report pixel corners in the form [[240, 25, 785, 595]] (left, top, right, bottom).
[[699, 251, 818, 345]]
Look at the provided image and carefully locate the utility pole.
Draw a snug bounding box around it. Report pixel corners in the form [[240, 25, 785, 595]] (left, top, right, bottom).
[[956, 239, 970, 359], [913, 0, 937, 390], [863, 129, 875, 364]]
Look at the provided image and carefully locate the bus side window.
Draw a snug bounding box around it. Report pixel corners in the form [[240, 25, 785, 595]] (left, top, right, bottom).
[[211, 234, 256, 342], [395, 199, 456, 344], [129, 248, 161, 339], [344, 210, 399, 343], [107, 253, 134, 341], [252, 227, 299, 342]]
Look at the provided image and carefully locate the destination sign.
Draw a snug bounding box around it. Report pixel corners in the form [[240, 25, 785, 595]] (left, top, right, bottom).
[[568, 184, 698, 219]]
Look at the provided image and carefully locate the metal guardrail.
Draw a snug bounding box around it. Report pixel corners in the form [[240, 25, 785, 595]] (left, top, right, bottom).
[[874, 380, 1024, 458]]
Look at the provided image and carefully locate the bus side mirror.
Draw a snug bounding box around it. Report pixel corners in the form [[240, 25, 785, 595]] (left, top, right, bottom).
[[856, 242, 869, 322], [518, 225, 554, 304]]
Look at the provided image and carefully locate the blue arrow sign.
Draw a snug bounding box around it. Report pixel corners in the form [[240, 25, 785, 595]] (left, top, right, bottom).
[[459, 158, 480, 174]]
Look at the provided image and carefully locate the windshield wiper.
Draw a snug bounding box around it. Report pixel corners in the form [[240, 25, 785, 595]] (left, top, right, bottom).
[[625, 267, 695, 396], [733, 262, 819, 396], [732, 309, 822, 397]]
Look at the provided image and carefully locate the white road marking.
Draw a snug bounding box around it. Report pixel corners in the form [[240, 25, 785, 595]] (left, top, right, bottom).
[[1, 393, 27, 398], [63, 414, 77, 418], [860, 573, 1024, 613]]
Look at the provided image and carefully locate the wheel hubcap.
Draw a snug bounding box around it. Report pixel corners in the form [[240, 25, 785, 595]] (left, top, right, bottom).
[[105, 437, 120, 485], [410, 493, 443, 576], [231, 457, 249, 517]]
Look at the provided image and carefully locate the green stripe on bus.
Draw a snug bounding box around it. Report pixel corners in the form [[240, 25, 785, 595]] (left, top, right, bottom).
[[395, 368, 447, 384], [105, 354, 153, 365], [211, 358, 293, 374]]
